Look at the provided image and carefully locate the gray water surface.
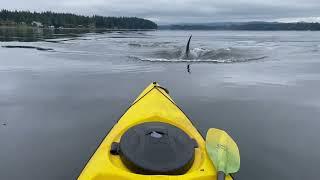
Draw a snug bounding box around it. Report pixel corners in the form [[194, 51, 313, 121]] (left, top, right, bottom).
[[1, 29, 320, 179]]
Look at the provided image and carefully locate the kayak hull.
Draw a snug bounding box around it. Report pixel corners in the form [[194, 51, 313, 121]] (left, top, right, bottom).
[[78, 82, 232, 180]]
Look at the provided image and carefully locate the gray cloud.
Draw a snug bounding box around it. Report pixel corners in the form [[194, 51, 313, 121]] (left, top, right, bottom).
[[1, 0, 320, 24]]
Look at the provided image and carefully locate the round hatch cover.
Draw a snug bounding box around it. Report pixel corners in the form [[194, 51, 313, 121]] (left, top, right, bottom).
[[118, 122, 196, 175]]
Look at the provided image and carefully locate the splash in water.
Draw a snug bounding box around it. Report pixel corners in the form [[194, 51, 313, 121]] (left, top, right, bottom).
[[130, 47, 266, 63], [129, 36, 267, 63]]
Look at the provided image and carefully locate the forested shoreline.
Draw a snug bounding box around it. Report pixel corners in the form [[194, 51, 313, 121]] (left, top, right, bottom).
[[0, 10, 157, 29], [160, 22, 320, 31]]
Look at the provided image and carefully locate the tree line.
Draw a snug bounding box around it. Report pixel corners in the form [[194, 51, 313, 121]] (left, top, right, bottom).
[[161, 22, 320, 31], [0, 9, 157, 29]]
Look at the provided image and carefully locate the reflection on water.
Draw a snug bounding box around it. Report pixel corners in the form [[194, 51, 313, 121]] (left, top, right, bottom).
[[0, 27, 153, 42], [0, 27, 105, 42], [187, 64, 191, 74]]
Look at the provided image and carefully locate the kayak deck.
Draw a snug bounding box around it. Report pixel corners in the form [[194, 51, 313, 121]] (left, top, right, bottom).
[[78, 82, 232, 180]]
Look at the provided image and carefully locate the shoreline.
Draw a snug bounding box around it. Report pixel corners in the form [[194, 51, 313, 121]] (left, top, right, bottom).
[[0, 26, 157, 31], [1, 26, 319, 31]]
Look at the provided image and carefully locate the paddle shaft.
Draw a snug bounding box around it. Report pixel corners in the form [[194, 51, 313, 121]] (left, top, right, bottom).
[[218, 171, 226, 180]]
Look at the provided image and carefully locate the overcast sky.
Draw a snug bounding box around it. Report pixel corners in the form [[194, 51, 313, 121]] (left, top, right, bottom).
[[2, 0, 320, 24]]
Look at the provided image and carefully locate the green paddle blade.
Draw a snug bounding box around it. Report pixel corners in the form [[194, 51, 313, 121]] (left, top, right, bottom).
[[206, 128, 240, 175]]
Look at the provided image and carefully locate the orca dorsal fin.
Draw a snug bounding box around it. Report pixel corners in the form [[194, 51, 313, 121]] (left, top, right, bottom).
[[186, 35, 192, 57]]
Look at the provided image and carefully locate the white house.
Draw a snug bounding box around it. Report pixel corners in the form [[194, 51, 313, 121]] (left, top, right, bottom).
[[31, 21, 43, 27]]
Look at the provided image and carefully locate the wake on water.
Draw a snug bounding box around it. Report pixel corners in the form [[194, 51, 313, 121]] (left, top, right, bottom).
[[128, 35, 267, 63], [129, 46, 267, 63]]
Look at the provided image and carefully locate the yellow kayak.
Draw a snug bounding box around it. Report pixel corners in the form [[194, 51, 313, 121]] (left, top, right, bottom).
[[78, 82, 233, 180]]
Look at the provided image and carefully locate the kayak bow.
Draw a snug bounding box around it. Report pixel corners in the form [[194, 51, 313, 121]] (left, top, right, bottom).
[[78, 82, 233, 180]]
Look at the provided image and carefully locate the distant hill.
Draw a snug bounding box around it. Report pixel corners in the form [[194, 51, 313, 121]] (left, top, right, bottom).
[[159, 22, 320, 31], [0, 10, 157, 29]]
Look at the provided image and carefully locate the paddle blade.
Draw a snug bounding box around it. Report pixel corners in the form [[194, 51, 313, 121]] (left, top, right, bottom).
[[206, 128, 240, 175]]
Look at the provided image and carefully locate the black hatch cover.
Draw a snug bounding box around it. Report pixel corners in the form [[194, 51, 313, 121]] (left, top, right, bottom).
[[110, 122, 197, 175]]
